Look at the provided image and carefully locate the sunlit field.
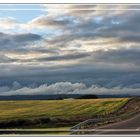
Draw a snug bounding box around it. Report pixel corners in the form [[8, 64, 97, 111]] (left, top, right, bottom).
[[0, 98, 128, 121]]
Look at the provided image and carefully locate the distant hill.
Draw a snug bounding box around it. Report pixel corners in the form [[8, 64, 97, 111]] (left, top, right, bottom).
[[0, 94, 139, 100], [76, 94, 98, 99]]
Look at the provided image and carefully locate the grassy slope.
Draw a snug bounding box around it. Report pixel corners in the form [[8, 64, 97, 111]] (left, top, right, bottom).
[[0, 98, 129, 121]]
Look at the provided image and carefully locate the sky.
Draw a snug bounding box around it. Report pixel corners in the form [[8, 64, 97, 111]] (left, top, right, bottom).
[[0, 4, 140, 96]]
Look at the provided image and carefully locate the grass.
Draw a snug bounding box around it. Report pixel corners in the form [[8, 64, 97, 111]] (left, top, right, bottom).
[[0, 98, 129, 121]]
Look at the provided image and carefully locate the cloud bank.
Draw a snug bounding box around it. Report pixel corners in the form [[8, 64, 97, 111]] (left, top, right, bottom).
[[0, 82, 140, 97]]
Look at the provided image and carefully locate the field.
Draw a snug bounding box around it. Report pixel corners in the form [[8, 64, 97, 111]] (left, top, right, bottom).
[[0, 98, 132, 135], [0, 98, 128, 123]]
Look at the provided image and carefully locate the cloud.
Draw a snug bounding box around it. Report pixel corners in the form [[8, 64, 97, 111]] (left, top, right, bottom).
[[0, 32, 42, 50], [0, 54, 13, 63], [0, 82, 86, 95], [0, 40, 139, 89], [30, 52, 90, 62], [85, 48, 140, 65], [12, 81, 21, 90], [0, 4, 139, 94], [28, 15, 74, 29], [7, 47, 140, 68], [42, 5, 132, 17], [0, 81, 140, 96], [0, 17, 17, 30], [34, 5, 140, 53]]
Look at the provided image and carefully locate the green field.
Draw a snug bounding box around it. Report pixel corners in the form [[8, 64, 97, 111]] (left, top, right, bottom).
[[0, 98, 129, 121]]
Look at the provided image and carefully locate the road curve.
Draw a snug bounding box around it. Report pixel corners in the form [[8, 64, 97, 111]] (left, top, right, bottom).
[[93, 113, 140, 135]]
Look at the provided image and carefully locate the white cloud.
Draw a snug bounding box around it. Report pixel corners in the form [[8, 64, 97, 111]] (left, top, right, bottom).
[[0, 17, 17, 30], [41, 5, 133, 18], [1, 82, 140, 96]]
